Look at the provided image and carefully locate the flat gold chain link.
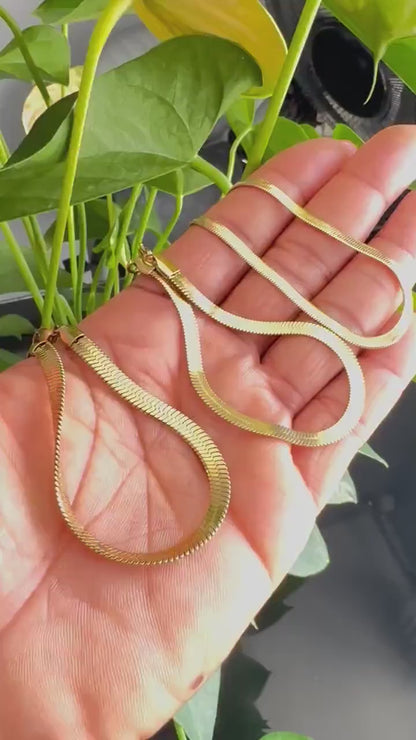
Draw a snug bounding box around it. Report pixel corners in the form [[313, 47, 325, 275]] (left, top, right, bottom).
[[31, 331, 230, 565], [129, 248, 365, 446]]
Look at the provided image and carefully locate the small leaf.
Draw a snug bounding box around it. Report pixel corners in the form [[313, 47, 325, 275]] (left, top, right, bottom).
[[289, 525, 330, 578], [332, 123, 364, 148], [0, 36, 261, 221], [358, 442, 388, 468], [330, 470, 358, 505], [0, 348, 21, 371], [263, 117, 309, 162], [301, 123, 320, 139], [34, 0, 115, 24], [0, 25, 69, 85], [261, 733, 313, 740], [0, 315, 34, 339], [324, 0, 416, 94], [175, 669, 221, 740]]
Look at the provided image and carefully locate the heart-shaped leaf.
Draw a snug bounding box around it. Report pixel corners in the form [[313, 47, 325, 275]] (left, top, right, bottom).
[[329, 470, 358, 505], [332, 123, 364, 147], [0, 314, 34, 339], [324, 0, 416, 94], [289, 525, 330, 578], [0, 348, 21, 371], [0, 25, 69, 85], [34, 0, 114, 24], [175, 669, 221, 740], [263, 116, 309, 162], [358, 442, 388, 468], [0, 36, 260, 221]]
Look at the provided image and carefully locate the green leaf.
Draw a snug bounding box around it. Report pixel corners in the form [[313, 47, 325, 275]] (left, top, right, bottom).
[[289, 525, 330, 578], [0, 36, 260, 221], [330, 470, 358, 505], [0, 315, 34, 339], [358, 442, 388, 468], [149, 167, 211, 196], [301, 123, 320, 139], [34, 0, 114, 24], [0, 348, 21, 371], [45, 198, 116, 245], [261, 733, 313, 740], [0, 240, 71, 295], [226, 98, 255, 137], [324, 0, 416, 94], [175, 669, 221, 740], [332, 123, 364, 148], [0, 25, 69, 85], [263, 116, 309, 162]]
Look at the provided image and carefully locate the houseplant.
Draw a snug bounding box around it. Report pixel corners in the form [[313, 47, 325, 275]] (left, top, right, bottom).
[[0, 0, 414, 737]]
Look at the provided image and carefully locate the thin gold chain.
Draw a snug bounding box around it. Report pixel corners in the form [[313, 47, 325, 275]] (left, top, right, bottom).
[[129, 249, 365, 446], [31, 329, 230, 565], [30, 177, 413, 564]]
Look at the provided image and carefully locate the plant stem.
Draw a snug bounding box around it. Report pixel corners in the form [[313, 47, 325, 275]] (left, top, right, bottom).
[[154, 172, 184, 255], [244, 0, 322, 176], [130, 187, 157, 258], [174, 722, 187, 740], [0, 6, 50, 106], [41, 0, 132, 329], [104, 183, 142, 299], [75, 203, 87, 321], [190, 155, 232, 195], [86, 251, 106, 315], [0, 221, 44, 315], [67, 206, 78, 307], [227, 126, 252, 182]]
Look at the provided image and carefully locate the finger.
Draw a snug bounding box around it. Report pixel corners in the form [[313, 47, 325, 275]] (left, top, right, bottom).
[[223, 125, 416, 351], [262, 188, 416, 416], [292, 317, 416, 508], [161, 139, 353, 303]]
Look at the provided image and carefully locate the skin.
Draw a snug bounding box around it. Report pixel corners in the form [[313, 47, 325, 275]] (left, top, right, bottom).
[[0, 127, 416, 739]]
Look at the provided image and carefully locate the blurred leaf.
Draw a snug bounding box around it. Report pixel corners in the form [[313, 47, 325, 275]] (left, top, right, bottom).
[[249, 576, 304, 634], [214, 651, 270, 740], [0, 36, 260, 221], [263, 116, 309, 162], [175, 669, 221, 740], [289, 525, 330, 578], [324, 0, 416, 94], [332, 123, 364, 147], [358, 442, 388, 468], [0, 240, 71, 294], [0, 348, 21, 370], [34, 0, 114, 24], [0, 25, 69, 85], [301, 123, 319, 139], [261, 734, 313, 740], [330, 470, 358, 505], [0, 315, 34, 339]]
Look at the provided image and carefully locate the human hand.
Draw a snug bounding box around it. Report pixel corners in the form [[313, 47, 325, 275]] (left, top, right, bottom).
[[1, 126, 415, 738]]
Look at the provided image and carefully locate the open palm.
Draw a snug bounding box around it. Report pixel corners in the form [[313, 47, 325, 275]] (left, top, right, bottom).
[[1, 128, 416, 739]]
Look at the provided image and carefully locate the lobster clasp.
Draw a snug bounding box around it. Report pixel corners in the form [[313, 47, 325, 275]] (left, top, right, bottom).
[[127, 246, 157, 276]]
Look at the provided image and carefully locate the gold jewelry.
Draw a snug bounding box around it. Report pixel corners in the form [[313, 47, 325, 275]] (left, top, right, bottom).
[[30, 328, 231, 565], [203, 177, 413, 349], [128, 248, 365, 447]]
